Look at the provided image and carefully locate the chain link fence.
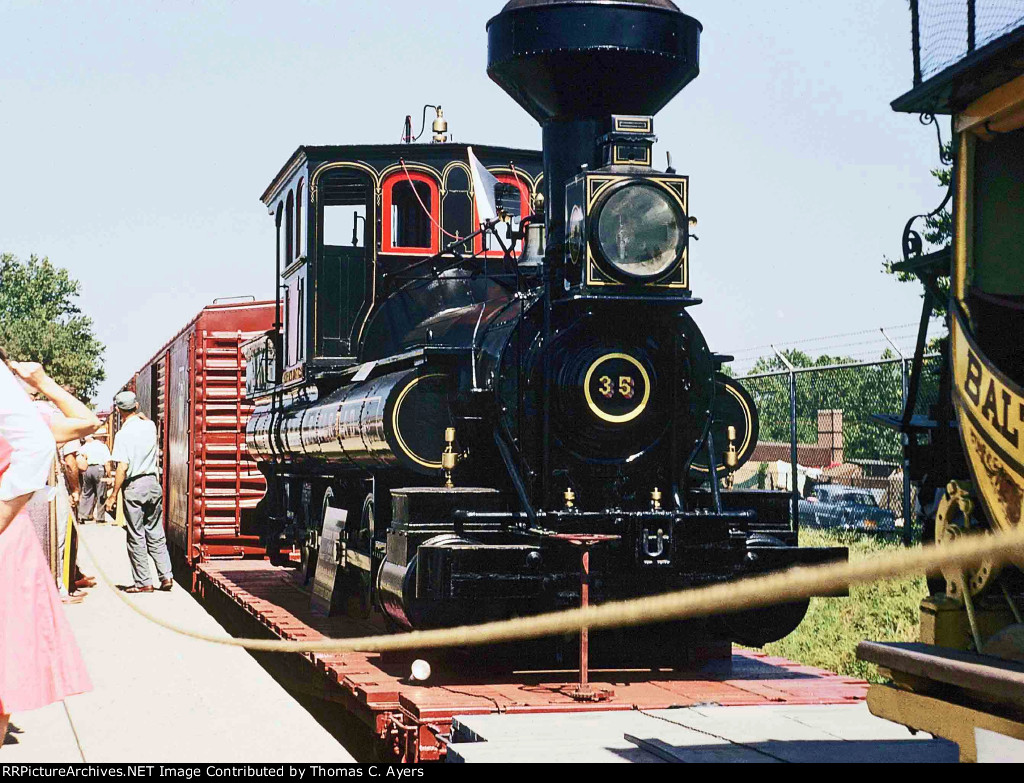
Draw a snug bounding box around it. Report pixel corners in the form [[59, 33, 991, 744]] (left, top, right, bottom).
[[914, 0, 1024, 84], [732, 354, 942, 544]]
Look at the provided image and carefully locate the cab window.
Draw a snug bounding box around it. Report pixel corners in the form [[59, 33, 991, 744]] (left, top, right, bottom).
[[383, 172, 439, 254], [475, 174, 530, 257]]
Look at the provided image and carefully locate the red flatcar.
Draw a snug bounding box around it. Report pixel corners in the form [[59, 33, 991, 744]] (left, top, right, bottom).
[[114, 300, 275, 566]]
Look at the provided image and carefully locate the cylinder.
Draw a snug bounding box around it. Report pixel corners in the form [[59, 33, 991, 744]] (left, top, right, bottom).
[[246, 369, 453, 475]]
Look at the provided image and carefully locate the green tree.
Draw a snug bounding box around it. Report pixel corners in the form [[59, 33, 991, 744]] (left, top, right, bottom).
[[0, 253, 105, 401], [742, 349, 939, 464]]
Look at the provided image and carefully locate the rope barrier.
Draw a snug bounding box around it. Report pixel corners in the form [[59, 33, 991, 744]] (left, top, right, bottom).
[[76, 520, 1024, 656]]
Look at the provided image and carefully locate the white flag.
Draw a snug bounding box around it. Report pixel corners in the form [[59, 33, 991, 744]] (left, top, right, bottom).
[[468, 146, 499, 225]]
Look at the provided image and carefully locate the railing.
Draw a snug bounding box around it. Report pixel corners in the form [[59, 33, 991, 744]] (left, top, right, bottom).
[[911, 0, 1024, 85]]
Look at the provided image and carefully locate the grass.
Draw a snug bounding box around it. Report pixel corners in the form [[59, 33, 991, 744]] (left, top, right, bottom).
[[757, 528, 928, 683]]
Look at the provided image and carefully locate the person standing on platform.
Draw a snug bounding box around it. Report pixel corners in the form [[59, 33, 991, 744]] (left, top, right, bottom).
[[105, 391, 173, 593], [20, 379, 100, 603], [77, 434, 111, 522], [0, 351, 93, 747]]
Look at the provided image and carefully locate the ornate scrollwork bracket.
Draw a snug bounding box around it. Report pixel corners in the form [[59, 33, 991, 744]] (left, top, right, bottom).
[[900, 114, 955, 262], [921, 113, 955, 165]]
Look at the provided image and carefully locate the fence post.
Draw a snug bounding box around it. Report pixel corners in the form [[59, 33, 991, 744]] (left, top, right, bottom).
[[968, 0, 977, 52], [773, 347, 799, 530], [911, 0, 922, 86], [883, 328, 915, 545], [902, 358, 915, 545]]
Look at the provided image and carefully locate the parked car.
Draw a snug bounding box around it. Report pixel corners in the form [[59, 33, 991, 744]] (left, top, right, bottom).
[[798, 484, 897, 533]]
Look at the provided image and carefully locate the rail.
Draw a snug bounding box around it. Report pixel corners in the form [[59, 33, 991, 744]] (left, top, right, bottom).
[[77, 520, 1024, 655]]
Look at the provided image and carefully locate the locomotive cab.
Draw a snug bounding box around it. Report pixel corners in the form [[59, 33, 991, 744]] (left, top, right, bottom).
[[252, 143, 544, 391]]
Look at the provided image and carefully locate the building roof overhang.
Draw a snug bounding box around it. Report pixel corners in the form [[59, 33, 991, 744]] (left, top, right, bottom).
[[893, 24, 1024, 115]]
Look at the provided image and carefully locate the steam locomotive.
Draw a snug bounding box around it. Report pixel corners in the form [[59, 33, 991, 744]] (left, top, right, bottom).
[[244, 0, 845, 658]]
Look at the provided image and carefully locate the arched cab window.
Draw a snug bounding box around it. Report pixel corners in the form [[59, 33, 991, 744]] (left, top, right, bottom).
[[474, 173, 531, 257], [382, 171, 439, 255], [285, 191, 295, 263], [295, 179, 304, 260]]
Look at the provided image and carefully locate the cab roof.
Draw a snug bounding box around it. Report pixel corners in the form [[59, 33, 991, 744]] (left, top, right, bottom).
[[261, 143, 542, 206]]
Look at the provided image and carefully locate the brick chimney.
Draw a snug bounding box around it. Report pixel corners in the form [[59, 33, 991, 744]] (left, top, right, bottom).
[[817, 409, 844, 466]]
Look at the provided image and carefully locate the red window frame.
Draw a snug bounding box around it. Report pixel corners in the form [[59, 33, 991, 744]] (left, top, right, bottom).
[[473, 173, 531, 257], [382, 171, 440, 255]]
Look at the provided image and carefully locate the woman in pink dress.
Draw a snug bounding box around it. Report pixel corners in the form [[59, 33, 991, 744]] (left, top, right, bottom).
[[0, 353, 96, 747]]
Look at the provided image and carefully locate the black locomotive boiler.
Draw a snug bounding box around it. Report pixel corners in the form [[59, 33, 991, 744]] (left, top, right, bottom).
[[244, 0, 845, 659]]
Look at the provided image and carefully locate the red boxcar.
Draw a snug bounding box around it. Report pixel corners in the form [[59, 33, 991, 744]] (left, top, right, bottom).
[[117, 300, 275, 565]]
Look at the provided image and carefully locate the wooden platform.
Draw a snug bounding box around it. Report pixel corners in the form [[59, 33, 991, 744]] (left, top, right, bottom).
[[196, 558, 870, 761], [858, 641, 1024, 762]]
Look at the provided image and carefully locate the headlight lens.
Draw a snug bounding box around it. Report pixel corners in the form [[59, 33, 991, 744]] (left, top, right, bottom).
[[595, 183, 686, 280]]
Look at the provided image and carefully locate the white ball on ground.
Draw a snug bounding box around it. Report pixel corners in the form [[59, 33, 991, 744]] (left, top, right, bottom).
[[410, 659, 431, 682]]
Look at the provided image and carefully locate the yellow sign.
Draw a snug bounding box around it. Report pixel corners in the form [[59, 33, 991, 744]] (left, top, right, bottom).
[[952, 308, 1024, 531], [953, 310, 1024, 464]]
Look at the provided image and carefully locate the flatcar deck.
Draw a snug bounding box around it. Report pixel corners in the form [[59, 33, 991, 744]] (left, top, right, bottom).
[[195, 558, 869, 762]]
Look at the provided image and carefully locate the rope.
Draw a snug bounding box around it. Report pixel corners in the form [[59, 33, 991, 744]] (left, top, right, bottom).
[[399, 159, 461, 241], [75, 519, 1024, 656]]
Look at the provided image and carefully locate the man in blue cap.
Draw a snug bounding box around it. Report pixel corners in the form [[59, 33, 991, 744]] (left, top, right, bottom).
[[105, 391, 173, 593]]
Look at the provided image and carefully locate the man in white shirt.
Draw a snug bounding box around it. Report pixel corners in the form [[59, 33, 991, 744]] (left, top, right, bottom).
[[105, 391, 173, 593], [78, 434, 112, 522]]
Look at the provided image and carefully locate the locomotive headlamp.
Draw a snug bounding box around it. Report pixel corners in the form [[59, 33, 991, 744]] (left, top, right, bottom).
[[592, 182, 687, 281]]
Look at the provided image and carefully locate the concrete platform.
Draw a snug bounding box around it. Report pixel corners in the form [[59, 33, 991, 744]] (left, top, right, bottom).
[[0, 524, 354, 763], [446, 704, 960, 763]]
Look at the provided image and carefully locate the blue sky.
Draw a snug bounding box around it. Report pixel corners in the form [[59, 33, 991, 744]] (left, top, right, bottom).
[[0, 1, 947, 403]]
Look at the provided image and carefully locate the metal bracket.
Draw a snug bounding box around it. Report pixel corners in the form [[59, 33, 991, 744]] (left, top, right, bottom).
[[642, 528, 669, 559]]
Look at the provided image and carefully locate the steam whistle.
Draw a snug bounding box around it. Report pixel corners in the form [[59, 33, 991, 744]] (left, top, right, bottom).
[[651, 487, 663, 511], [432, 107, 448, 143]]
